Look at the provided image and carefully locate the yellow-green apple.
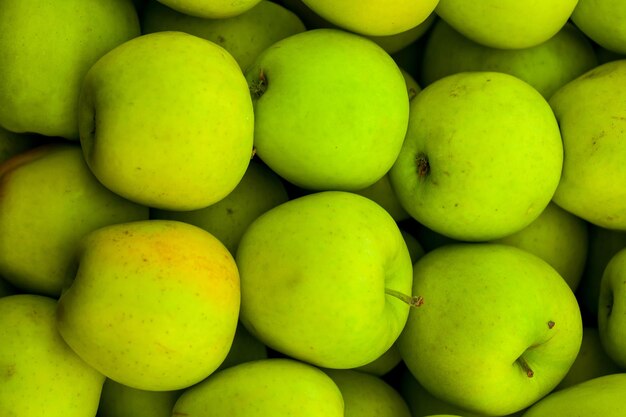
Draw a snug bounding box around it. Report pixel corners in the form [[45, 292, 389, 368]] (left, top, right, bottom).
[[420, 21, 597, 99], [0, 294, 105, 417], [491, 202, 589, 291], [0, 127, 41, 164], [151, 160, 288, 255], [78, 31, 254, 210], [142, 0, 305, 72], [323, 369, 412, 417], [156, 0, 262, 18], [300, 0, 438, 36], [556, 327, 622, 390], [56, 220, 240, 391], [399, 244, 582, 416], [598, 248, 626, 367], [245, 28, 409, 191], [0, 144, 148, 296], [522, 374, 626, 416], [571, 0, 626, 54], [435, 0, 577, 49], [549, 60, 626, 230], [172, 358, 344, 417], [0, 0, 139, 139], [236, 191, 414, 368], [389, 72, 563, 241], [97, 379, 180, 417]]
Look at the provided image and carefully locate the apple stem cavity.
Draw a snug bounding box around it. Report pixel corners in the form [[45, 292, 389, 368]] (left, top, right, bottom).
[[249, 69, 267, 99], [516, 356, 534, 378], [385, 288, 423, 308], [548, 320, 555, 329], [416, 153, 430, 178]]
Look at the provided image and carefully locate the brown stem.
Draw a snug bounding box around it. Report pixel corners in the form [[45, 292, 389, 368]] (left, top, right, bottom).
[[385, 288, 423, 308], [517, 356, 534, 378]]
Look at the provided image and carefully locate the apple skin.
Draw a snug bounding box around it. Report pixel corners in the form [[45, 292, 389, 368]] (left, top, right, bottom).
[[156, 0, 263, 19], [491, 202, 589, 292], [97, 379, 180, 417], [572, 0, 626, 55], [0, 0, 139, 139], [549, 60, 626, 230], [399, 243, 582, 416], [300, 0, 438, 36], [0, 294, 105, 417], [0, 127, 42, 165], [598, 247, 626, 367], [78, 31, 254, 211], [245, 28, 409, 191], [56, 220, 240, 391], [0, 144, 148, 296], [420, 21, 598, 99], [522, 374, 626, 417], [141, 0, 305, 71], [236, 191, 413, 369], [389, 71, 563, 241], [172, 358, 344, 417], [435, 0, 578, 49]]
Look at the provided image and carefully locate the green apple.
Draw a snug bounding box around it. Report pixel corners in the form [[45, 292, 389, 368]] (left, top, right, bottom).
[[399, 244, 582, 416], [151, 160, 288, 255], [355, 344, 403, 377], [0, 277, 17, 298], [549, 60, 626, 230], [142, 0, 305, 72], [522, 373, 626, 416], [0, 0, 139, 139], [216, 321, 268, 371], [323, 369, 412, 417], [300, 0, 438, 36], [491, 202, 589, 291], [366, 13, 437, 54], [78, 31, 254, 210], [572, 0, 626, 54], [0, 144, 148, 296], [435, 0, 578, 49], [556, 327, 622, 390], [172, 358, 344, 416], [56, 220, 240, 391], [595, 46, 626, 65], [236, 191, 414, 368], [156, 0, 263, 18], [598, 247, 626, 367], [354, 174, 410, 222], [0, 294, 104, 417], [97, 379, 180, 417], [389, 71, 563, 241], [245, 28, 409, 191], [0, 127, 41, 165], [420, 21, 597, 99]]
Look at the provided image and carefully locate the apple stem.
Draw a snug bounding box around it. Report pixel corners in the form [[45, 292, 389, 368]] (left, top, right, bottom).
[[385, 288, 423, 308], [408, 87, 418, 101], [250, 68, 267, 98], [517, 356, 534, 378]]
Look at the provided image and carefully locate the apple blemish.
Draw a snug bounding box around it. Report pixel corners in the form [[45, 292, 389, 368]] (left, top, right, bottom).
[[249, 68, 268, 99], [416, 153, 429, 179]]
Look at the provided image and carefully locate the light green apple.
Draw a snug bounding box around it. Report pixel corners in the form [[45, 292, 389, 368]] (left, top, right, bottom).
[[522, 373, 626, 416], [598, 247, 626, 367], [323, 369, 412, 417], [0, 294, 105, 417], [435, 0, 578, 49], [300, 0, 438, 36], [0, 0, 139, 139], [389, 71, 563, 241], [549, 60, 626, 230], [556, 327, 622, 390], [151, 160, 288, 255], [0, 127, 42, 165], [0, 144, 148, 296], [572, 0, 626, 54], [236, 191, 414, 369], [141, 0, 305, 72], [97, 379, 181, 417], [56, 220, 240, 391], [399, 244, 583, 416], [245, 28, 409, 191], [491, 202, 589, 291], [172, 358, 344, 417], [156, 0, 263, 18], [420, 21, 598, 99], [78, 31, 254, 210]]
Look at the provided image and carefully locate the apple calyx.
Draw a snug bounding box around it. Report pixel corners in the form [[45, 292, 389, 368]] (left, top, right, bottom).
[[516, 356, 534, 378], [547, 320, 555, 329], [249, 69, 267, 99], [416, 153, 429, 178], [385, 288, 423, 308]]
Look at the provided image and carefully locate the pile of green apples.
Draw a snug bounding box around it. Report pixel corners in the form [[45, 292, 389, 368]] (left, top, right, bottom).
[[2, 0, 626, 416]]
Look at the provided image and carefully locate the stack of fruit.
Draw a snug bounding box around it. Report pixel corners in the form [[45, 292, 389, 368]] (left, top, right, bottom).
[[1, 0, 626, 416]]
